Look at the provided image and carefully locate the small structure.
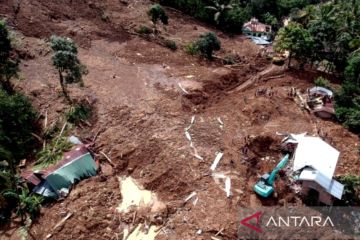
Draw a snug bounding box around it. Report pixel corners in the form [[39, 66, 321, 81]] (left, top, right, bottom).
[[21, 145, 98, 199], [243, 18, 272, 40], [307, 86, 335, 119], [309, 86, 333, 98], [282, 133, 344, 205]]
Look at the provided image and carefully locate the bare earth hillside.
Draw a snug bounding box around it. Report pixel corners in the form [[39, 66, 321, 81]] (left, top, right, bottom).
[[0, 0, 359, 239]]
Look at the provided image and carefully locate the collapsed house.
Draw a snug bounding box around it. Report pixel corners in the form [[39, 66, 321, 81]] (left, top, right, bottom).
[[243, 18, 272, 43], [282, 133, 344, 205], [21, 145, 98, 199]]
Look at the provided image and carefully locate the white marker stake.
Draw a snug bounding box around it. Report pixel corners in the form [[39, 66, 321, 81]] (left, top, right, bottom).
[[225, 177, 231, 198], [210, 152, 224, 171], [185, 131, 192, 141]]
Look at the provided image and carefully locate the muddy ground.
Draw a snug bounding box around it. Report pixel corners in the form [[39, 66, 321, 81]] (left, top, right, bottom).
[[0, 0, 359, 239]]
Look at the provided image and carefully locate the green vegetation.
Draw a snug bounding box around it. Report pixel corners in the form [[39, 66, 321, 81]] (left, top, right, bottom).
[[191, 32, 221, 59], [335, 53, 360, 133], [0, 90, 37, 163], [0, 20, 19, 94], [4, 188, 43, 220], [205, 0, 234, 24], [66, 102, 92, 125], [338, 175, 360, 205], [148, 4, 169, 25], [159, 0, 320, 33], [314, 76, 330, 88], [271, 1, 360, 133], [35, 136, 72, 168], [164, 39, 178, 51], [185, 42, 199, 55], [274, 22, 314, 68], [137, 25, 153, 34], [50, 36, 87, 103]]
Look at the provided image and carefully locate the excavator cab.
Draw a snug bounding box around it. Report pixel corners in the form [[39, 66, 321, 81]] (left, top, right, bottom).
[[253, 154, 289, 198]]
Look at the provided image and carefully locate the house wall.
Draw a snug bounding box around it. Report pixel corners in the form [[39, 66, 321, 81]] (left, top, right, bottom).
[[301, 180, 334, 205]]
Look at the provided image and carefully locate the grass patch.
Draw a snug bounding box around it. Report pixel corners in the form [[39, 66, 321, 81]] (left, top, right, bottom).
[[35, 136, 72, 168]]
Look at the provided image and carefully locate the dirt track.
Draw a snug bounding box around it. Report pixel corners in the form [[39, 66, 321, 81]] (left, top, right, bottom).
[[0, 0, 359, 239]]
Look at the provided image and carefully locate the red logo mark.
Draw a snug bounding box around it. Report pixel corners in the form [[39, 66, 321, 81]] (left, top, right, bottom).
[[240, 211, 263, 233]]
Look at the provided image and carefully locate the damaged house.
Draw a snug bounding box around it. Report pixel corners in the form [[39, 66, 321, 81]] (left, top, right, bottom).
[[307, 86, 335, 119], [21, 145, 98, 199], [283, 133, 344, 205], [243, 18, 272, 43]]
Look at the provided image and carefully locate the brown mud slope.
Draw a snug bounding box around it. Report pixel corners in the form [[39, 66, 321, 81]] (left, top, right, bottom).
[[1, 0, 359, 239]]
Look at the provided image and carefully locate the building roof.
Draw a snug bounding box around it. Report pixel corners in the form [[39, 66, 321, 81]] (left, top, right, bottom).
[[243, 18, 271, 33], [289, 133, 340, 180], [250, 36, 271, 45], [299, 167, 344, 199], [309, 86, 333, 97], [36, 145, 90, 178]]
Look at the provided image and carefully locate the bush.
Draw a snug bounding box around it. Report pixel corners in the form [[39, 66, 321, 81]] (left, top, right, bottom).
[[4, 188, 43, 220], [184, 43, 198, 55], [338, 175, 360, 205], [66, 102, 92, 125], [0, 90, 37, 162], [194, 32, 221, 59], [314, 76, 330, 88], [164, 39, 177, 51], [137, 25, 153, 34], [148, 4, 168, 25]]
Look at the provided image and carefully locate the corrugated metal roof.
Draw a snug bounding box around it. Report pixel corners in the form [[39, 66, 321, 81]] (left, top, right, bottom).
[[309, 86, 333, 97], [299, 168, 344, 199], [291, 134, 340, 180], [36, 145, 90, 178]]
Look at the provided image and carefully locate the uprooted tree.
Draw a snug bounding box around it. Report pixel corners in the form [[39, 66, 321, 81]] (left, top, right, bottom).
[[0, 20, 19, 94], [50, 36, 87, 103]]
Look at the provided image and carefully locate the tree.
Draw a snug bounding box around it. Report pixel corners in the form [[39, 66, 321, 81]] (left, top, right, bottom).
[[194, 32, 221, 59], [50, 36, 87, 103], [205, 0, 233, 24], [0, 20, 19, 94], [274, 22, 314, 68], [148, 4, 169, 25], [263, 12, 278, 27], [0, 90, 37, 162], [221, 5, 251, 33], [335, 53, 360, 133]]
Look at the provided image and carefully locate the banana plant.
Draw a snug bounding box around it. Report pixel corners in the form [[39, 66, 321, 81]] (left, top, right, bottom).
[[205, 0, 233, 24]]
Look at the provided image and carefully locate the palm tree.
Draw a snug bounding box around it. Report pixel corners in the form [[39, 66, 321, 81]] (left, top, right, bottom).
[[205, 0, 233, 24]]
